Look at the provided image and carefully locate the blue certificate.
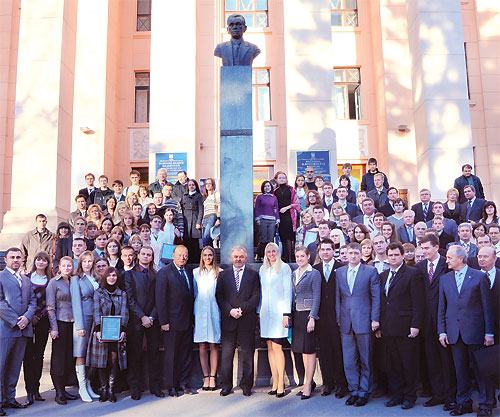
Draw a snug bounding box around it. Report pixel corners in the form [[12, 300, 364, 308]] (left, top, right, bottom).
[[161, 243, 176, 261], [101, 316, 122, 342]]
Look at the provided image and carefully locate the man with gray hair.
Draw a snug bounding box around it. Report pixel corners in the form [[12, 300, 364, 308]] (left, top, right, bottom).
[[149, 168, 172, 196], [216, 246, 260, 397], [438, 245, 494, 417], [447, 223, 478, 257], [397, 210, 416, 244]]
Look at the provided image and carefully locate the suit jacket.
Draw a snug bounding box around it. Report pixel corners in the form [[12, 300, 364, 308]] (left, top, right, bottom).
[[215, 266, 260, 332], [438, 231, 455, 250], [292, 268, 321, 319], [125, 269, 158, 330], [70, 275, 95, 331], [426, 217, 458, 240], [454, 174, 485, 204], [335, 263, 380, 334], [379, 264, 425, 337], [397, 224, 416, 245], [343, 202, 360, 219], [446, 241, 478, 258], [0, 270, 36, 338], [155, 263, 194, 332], [367, 188, 389, 210], [415, 257, 449, 336], [314, 261, 345, 325], [438, 267, 493, 345], [379, 203, 395, 218], [214, 40, 261, 66], [68, 210, 87, 228], [490, 269, 499, 340], [459, 198, 486, 223], [79, 187, 96, 204], [468, 256, 500, 270], [412, 201, 435, 223], [55, 236, 94, 268]]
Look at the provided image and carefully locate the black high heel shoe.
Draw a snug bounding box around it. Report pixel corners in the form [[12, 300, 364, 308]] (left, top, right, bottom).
[[202, 376, 210, 391], [209, 375, 217, 391], [268, 390, 277, 396]]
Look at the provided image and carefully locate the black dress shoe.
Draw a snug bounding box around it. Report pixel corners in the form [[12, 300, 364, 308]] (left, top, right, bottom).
[[54, 392, 67, 406], [131, 391, 141, 400], [151, 390, 165, 398], [450, 404, 473, 416], [301, 393, 311, 400], [4, 400, 27, 409], [354, 396, 368, 407], [242, 389, 252, 396], [168, 388, 178, 397], [34, 391, 45, 401], [444, 402, 457, 411], [335, 387, 348, 399], [276, 392, 285, 398], [425, 397, 445, 407], [477, 408, 492, 417], [0, 407, 5, 416], [401, 400, 415, 410], [220, 388, 231, 397], [268, 390, 277, 396], [345, 395, 358, 406], [63, 390, 78, 400], [385, 398, 403, 407], [321, 386, 331, 396], [25, 393, 35, 406]]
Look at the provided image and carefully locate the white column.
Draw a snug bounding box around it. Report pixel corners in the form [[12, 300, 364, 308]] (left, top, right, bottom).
[[149, 0, 197, 182], [283, 0, 338, 180], [406, 0, 474, 200]]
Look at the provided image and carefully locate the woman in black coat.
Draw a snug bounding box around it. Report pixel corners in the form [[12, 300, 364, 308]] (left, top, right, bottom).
[[180, 179, 204, 263]]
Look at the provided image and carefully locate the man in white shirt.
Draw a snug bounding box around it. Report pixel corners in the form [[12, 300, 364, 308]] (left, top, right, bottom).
[[488, 224, 500, 256], [323, 182, 335, 213], [112, 180, 126, 203], [334, 163, 360, 195], [372, 235, 390, 274], [124, 170, 141, 196], [414, 222, 427, 246], [397, 210, 416, 244], [121, 246, 135, 271], [447, 223, 478, 257], [353, 198, 376, 233]]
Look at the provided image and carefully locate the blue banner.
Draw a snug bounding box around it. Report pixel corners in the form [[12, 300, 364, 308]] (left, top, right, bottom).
[[155, 152, 188, 183], [296, 151, 331, 182]]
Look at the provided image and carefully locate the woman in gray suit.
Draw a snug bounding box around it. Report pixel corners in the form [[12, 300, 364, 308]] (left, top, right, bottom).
[[292, 246, 321, 400], [71, 251, 100, 402]]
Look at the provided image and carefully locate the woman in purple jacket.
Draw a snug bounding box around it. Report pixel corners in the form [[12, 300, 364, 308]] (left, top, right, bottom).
[[254, 181, 280, 261]]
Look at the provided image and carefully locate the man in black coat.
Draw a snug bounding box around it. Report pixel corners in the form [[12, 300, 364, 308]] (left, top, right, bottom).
[[453, 164, 485, 204], [459, 185, 486, 223], [313, 239, 347, 398], [78, 173, 96, 204], [415, 234, 456, 411], [378, 242, 425, 410], [215, 245, 260, 397], [378, 187, 399, 217], [155, 245, 195, 397], [468, 235, 500, 270], [172, 171, 189, 203], [125, 246, 163, 400], [411, 189, 434, 223]]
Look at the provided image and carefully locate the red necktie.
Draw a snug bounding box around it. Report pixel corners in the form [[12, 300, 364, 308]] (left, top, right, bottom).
[[428, 262, 434, 282]]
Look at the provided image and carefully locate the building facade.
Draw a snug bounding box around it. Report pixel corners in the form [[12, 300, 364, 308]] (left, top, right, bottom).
[[0, 0, 498, 242]]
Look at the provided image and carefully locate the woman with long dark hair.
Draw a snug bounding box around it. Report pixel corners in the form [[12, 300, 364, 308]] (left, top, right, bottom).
[[481, 201, 499, 226], [180, 179, 204, 263], [255, 180, 280, 261], [201, 178, 220, 247]]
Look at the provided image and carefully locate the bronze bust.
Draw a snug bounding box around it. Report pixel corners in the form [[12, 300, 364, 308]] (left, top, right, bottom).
[[214, 14, 261, 66]]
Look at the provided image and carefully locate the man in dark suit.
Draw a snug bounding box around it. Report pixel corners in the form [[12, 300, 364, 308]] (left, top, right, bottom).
[[459, 185, 486, 223], [214, 14, 261, 66], [322, 182, 335, 213], [468, 235, 500, 270], [78, 173, 96, 204], [68, 195, 88, 229], [307, 221, 332, 265], [156, 245, 195, 397], [446, 223, 479, 258], [378, 242, 425, 410], [366, 173, 389, 210], [125, 246, 163, 400], [353, 198, 377, 231], [336, 242, 380, 407], [215, 246, 260, 397], [426, 201, 458, 240], [454, 164, 485, 204], [313, 239, 347, 398], [378, 187, 399, 217], [397, 210, 416, 244], [411, 189, 434, 223], [438, 245, 494, 417], [0, 248, 36, 414], [89, 175, 113, 210], [415, 234, 456, 411], [149, 168, 172, 197], [431, 216, 455, 250], [335, 187, 359, 219]]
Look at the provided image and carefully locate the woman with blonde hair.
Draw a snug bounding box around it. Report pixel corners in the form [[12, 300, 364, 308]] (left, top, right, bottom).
[[193, 246, 222, 391], [125, 192, 138, 209], [87, 204, 104, 229], [121, 210, 139, 245], [360, 238, 374, 264], [444, 187, 461, 225], [137, 185, 153, 208], [330, 202, 346, 225], [113, 201, 129, 225], [259, 242, 292, 398], [128, 234, 143, 254], [329, 229, 346, 260], [71, 251, 100, 402]]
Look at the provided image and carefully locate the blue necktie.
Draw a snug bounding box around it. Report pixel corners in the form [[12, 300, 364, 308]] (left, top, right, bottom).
[[466, 200, 472, 221]]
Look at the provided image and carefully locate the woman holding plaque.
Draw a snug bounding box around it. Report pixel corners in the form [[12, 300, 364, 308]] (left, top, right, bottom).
[[46, 256, 78, 405], [259, 242, 292, 398], [193, 246, 222, 391], [70, 251, 100, 402], [87, 267, 128, 403]]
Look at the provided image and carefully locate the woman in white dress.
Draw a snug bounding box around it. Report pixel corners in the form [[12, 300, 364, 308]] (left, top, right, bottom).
[[259, 242, 292, 398], [193, 246, 222, 391]]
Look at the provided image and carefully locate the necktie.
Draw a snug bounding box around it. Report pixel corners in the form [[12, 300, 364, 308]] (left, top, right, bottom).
[[482, 270, 494, 289], [407, 226, 414, 242], [428, 262, 434, 282], [466, 200, 472, 221], [367, 216, 375, 232], [386, 270, 396, 296], [324, 263, 331, 283], [15, 273, 22, 287], [180, 268, 190, 290], [423, 203, 428, 220], [233, 42, 240, 65], [235, 269, 241, 292], [455, 271, 464, 293], [463, 242, 470, 254], [347, 269, 355, 294]]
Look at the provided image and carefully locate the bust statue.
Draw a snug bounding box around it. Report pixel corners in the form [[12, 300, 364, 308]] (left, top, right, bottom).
[[214, 14, 261, 66]]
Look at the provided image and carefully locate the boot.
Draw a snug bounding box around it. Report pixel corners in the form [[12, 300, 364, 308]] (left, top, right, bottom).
[[75, 364, 92, 402], [86, 367, 100, 399], [52, 376, 67, 405], [98, 368, 109, 402], [108, 364, 118, 403]]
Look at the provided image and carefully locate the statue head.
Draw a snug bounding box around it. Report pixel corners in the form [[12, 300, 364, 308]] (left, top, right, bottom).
[[227, 14, 247, 40]]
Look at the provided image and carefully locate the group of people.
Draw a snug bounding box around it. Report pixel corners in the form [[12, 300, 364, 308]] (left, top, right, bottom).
[[0, 160, 497, 417]]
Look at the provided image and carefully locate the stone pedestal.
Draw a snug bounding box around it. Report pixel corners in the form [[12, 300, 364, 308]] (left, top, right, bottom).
[[219, 66, 254, 264]]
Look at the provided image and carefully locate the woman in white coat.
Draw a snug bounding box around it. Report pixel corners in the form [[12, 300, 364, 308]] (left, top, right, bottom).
[[193, 246, 222, 391], [259, 242, 292, 398]]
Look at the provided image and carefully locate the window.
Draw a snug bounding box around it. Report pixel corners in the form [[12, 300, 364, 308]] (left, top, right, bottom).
[[225, 0, 268, 28], [135, 72, 150, 123], [137, 0, 151, 31], [334, 68, 362, 120], [252, 69, 271, 121], [331, 0, 358, 27]]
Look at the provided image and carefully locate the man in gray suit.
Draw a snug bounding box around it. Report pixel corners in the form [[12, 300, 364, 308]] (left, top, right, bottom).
[[336, 242, 380, 407], [214, 14, 261, 66], [438, 245, 494, 417], [0, 248, 36, 414]]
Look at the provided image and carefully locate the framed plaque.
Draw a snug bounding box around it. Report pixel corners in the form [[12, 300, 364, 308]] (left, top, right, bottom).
[[160, 243, 176, 261], [100, 316, 122, 342]]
